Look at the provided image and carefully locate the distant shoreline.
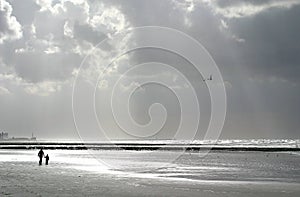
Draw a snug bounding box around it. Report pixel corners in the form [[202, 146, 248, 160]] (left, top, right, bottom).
[[0, 141, 299, 152]]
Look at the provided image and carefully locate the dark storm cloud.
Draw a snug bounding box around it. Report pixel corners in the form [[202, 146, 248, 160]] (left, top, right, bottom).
[[229, 4, 300, 82]]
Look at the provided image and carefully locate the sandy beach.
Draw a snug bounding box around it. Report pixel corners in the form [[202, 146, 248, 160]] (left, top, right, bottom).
[[1, 149, 300, 196], [1, 0, 300, 196]]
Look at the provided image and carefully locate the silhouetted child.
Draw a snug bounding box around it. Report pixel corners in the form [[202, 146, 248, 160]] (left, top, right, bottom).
[[45, 154, 49, 165]]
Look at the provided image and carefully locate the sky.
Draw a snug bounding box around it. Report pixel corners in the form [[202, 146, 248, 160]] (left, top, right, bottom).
[[0, 0, 299, 140]]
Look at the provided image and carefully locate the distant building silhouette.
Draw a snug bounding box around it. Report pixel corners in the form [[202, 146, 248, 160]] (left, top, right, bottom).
[[0, 132, 37, 141], [31, 133, 37, 140], [0, 132, 9, 140]]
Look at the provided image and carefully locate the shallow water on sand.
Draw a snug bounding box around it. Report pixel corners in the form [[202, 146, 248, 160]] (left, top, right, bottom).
[[0, 150, 300, 196]]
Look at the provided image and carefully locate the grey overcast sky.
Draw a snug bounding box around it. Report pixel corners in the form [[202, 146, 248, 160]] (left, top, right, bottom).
[[0, 0, 300, 140]]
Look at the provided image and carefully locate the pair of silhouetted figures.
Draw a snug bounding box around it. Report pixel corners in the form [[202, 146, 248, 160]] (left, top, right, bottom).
[[38, 148, 49, 165]]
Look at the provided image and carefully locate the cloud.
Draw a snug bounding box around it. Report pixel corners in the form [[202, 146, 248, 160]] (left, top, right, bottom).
[[228, 4, 300, 82], [0, 72, 66, 96], [63, 20, 73, 38], [0, 0, 23, 43], [23, 80, 64, 96], [204, 0, 300, 18], [0, 86, 10, 95], [0, 0, 131, 88], [0, 0, 299, 139], [89, 6, 129, 36]]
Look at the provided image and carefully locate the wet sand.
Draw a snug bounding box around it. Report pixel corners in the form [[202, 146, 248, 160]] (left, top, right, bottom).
[[1, 150, 300, 196]]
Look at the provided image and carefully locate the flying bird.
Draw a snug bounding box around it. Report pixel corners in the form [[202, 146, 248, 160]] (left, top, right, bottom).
[[203, 74, 213, 82]]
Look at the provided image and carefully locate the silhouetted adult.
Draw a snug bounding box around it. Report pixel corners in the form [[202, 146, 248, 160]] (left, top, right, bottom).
[[45, 154, 49, 165], [38, 148, 44, 165]]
